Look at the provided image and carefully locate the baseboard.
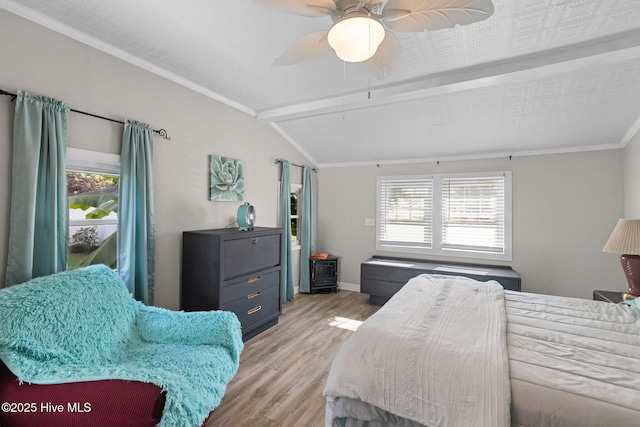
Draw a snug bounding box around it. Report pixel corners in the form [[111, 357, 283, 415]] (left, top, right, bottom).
[[338, 282, 360, 293]]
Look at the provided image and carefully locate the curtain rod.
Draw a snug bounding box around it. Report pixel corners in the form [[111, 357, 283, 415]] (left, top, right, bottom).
[[1, 89, 171, 140], [275, 158, 318, 173]]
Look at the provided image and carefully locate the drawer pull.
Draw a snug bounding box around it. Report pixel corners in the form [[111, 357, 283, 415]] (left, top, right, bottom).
[[247, 291, 261, 299], [248, 276, 262, 284], [247, 306, 262, 315]]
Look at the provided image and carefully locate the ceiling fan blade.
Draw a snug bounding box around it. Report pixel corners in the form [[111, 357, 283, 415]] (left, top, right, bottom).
[[382, 0, 494, 32], [360, 31, 402, 79], [272, 31, 331, 66], [254, 0, 336, 17]]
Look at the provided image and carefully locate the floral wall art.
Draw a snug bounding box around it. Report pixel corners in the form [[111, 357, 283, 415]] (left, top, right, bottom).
[[209, 155, 244, 201]]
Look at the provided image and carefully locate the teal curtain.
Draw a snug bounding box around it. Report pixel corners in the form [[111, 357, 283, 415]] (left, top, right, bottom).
[[118, 120, 155, 304], [299, 167, 314, 293], [5, 91, 69, 287], [279, 162, 294, 302]]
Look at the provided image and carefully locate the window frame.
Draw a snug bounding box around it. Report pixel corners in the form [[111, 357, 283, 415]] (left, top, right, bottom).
[[376, 171, 512, 262]]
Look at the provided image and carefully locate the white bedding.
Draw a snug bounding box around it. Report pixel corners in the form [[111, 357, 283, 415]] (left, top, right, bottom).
[[324, 274, 511, 427], [506, 290, 640, 427], [324, 275, 640, 427]]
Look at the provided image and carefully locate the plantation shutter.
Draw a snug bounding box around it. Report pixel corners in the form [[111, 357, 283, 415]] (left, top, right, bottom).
[[441, 174, 505, 254], [377, 176, 433, 249]]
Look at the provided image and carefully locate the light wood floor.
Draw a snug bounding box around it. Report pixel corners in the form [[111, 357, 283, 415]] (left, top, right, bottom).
[[207, 290, 380, 427]]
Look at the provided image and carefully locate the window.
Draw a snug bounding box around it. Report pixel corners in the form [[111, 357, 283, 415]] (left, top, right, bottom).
[[66, 148, 120, 270], [376, 172, 512, 261], [377, 177, 433, 250], [290, 183, 302, 249]]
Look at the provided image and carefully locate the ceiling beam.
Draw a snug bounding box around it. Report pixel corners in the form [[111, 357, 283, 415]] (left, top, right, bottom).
[[257, 28, 640, 123]]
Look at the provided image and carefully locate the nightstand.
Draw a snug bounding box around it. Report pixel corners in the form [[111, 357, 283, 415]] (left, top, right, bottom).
[[593, 290, 623, 304]]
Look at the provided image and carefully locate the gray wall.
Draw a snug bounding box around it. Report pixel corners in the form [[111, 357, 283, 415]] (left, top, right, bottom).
[[0, 9, 314, 309], [317, 150, 625, 299], [624, 129, 640, 217]]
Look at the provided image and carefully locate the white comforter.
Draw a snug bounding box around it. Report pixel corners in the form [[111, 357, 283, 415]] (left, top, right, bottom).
[[323, 274, 511, 427], [506, 290, 640, 426]]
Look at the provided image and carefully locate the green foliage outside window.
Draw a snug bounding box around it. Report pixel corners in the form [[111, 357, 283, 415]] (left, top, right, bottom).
[[67, 172, 118, 270], [69, 226, 99, 253]]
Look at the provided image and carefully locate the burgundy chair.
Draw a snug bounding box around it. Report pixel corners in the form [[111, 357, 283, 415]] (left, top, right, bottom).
[[0, 361, 213, 426], [0, 359, 165, 427]]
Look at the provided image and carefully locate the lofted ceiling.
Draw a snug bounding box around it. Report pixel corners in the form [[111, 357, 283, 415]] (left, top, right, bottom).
[[2, 0, 640, 167]]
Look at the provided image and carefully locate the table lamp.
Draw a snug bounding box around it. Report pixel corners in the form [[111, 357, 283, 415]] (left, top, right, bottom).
[[602, 219, 640, 300]]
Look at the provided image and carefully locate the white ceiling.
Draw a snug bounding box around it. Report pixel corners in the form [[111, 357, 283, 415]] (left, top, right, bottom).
[[3, 0, 640, 167]]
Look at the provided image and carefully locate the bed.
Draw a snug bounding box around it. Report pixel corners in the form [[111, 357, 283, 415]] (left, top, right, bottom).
[[323, 274, 640, 427]]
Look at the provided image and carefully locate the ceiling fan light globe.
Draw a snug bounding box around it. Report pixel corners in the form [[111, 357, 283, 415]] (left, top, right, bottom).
[[328, 16, 385, 63]]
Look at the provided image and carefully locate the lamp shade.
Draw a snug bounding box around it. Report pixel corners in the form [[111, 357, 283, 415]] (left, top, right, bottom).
[[602, 219, 640, 255], [327, 13, 385, 63]]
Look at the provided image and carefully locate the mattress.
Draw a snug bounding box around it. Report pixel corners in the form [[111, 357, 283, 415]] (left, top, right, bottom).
[[325, 278, 640, 427], [506, 290, 640, 427]]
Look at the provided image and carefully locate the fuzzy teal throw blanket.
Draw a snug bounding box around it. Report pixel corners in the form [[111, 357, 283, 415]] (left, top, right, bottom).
[[0, 265, 243, 427]]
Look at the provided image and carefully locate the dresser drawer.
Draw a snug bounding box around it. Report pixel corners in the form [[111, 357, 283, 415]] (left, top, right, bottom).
[[361, 278, 405, 298], [361, 264, 421, 284], [222, 268, 280, 304], [225, 284, 280, 331], [222, 234, 281, 279]]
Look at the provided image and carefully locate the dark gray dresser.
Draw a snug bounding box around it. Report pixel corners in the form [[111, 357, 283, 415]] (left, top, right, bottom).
[[361, 256, 521, 305], [181, 227, 283, 341]]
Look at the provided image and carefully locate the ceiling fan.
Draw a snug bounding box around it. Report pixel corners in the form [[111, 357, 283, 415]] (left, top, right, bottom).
[[254, 0, 495, 78]]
